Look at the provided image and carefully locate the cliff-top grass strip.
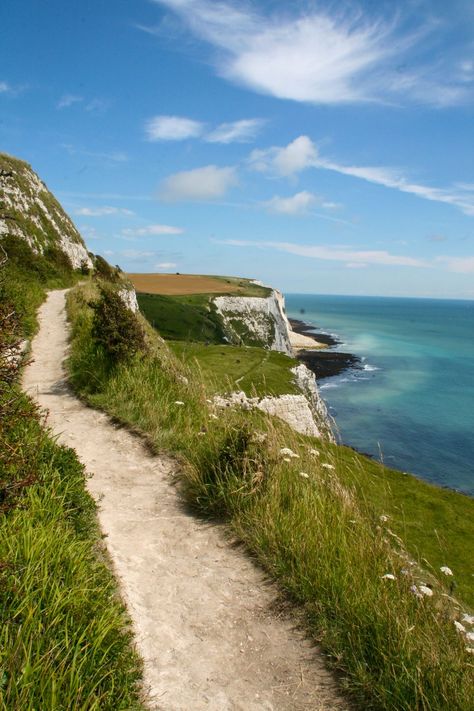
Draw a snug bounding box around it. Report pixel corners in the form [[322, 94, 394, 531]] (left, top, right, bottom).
[[66, 280, 474, 711]]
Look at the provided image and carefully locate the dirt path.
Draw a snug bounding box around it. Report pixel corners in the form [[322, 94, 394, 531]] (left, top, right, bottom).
[[23, 290, 349, 711]]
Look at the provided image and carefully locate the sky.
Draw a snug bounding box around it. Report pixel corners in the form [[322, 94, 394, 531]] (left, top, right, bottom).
[[1, 0, 474, 298]]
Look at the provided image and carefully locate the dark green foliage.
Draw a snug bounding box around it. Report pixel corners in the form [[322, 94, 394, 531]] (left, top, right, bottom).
[[91, 287, 147, 364], [93, 254, 121, 282], [137, 291, 227, 343], [0, 234, 78, 337]]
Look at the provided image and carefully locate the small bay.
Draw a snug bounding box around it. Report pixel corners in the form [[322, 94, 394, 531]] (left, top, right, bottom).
[[285, 294, 474, 496]]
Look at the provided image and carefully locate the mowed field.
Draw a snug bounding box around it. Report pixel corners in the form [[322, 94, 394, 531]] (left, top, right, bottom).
[[128, 273, 241, 295], [127, 273, 271, 297]]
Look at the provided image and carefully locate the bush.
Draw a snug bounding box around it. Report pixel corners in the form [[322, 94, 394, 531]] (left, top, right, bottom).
[[90, 287, 147, 365], [93, 255, 120, 282]]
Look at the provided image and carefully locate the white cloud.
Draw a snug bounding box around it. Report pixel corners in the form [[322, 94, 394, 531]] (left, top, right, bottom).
[[151, 1, 472, 107], [250, 135, 317, 176], [250, 135, 474, 217], [122, 224, 184, 236], [0, 81, 10, 93], [155, 262, 178, 269], [75, 206, 134, 216], [57, 94, 83, 109], [221, 239, 428, 268], [159, 164, 238, 201], [206, 118, 265, 143], [145, 115, 204, 141], [264, 191, 316, 215], [436, 256, 474, 273], [85, 98, 110, 114]]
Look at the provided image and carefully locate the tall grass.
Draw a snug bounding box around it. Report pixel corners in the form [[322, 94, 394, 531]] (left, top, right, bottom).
[[66, 282, 474, 711], [0, 251, 143, 708]]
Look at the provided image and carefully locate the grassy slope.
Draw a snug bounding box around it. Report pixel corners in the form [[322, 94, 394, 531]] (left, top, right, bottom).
[[136, 292, 226, 343], [170, 341, 300, 397], [0, 243, 143, 708], [66, 280, 474, 711]]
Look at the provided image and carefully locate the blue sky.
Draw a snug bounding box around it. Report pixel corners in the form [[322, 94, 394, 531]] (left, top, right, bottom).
[[1, 0, 474, 298]]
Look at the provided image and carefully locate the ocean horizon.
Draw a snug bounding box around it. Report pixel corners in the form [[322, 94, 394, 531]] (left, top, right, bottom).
[[285, 293, 474, 496]]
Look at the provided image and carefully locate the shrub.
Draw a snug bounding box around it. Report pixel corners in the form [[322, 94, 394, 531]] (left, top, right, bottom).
[[90, 286, 147, 365]]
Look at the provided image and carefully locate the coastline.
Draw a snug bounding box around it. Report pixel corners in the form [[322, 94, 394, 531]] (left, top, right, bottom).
[[289, 318, 361, 379]]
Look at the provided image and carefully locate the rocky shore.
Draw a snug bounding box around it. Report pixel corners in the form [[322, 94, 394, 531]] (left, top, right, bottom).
[[289, 318, 360, 379]]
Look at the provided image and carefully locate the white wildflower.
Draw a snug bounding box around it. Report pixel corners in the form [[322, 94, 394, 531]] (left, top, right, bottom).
[[279, 447, 299, 458], [206, 399, 213, 404], [209, 413, 218, 420], [379, 515, 389, 523], [197, 431, 206, 437], [299, 472, 309, 479], [309, 448, 320, 456], [454, 621, 466, 634], [440, 566, 453, 576], [382, 573, 396, 581], [321, 463, 335, 470], [462, 614, 474, 625], [174, 401, 184, 406], [466, 631, 474, 643], [410, 585, 423, 599], [283, 457, 291, 463], [253, 432, 267, 443], [466, 647, 474, 654], [418, 585, 433, 597], [400, 569, 410, 576]]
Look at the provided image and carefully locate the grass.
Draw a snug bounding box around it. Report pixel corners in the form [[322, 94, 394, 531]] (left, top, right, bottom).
[[136, 291, 226, 343], [66, 279, 474, 711], [0, 240, 144, 708], [169, 340, 300, 397]]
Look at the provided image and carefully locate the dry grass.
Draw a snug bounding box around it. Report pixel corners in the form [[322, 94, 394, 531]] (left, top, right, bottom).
[[127, 273, 242, 295]]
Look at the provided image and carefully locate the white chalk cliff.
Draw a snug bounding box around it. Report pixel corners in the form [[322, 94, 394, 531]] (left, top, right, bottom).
[[0, 153, 92, 269], [212, 289, 334, 441]]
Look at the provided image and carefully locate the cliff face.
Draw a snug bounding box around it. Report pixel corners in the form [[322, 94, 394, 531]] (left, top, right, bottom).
[[0, 153, 92, 269], [212, 289, 293, 356], [212, 289, 334, 441]]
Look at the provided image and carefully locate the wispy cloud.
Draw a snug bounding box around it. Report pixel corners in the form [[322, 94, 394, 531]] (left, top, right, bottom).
[[436, 256, 474, 273], [206, 118, 266, 144], [155, 261, 178, 269], [159, 164, 238, 201], [220, 239, 429, 268], [250, 135, 474, 217], [263, 191, 317, 216], [262, 190, 348, 224], [75, 206, 134, 217], [122, 224, 184, 236], [61, 144, 128, 163], [145, 114, 265, 143], [150, 1, 473, 107], [0, 81, 10, 93], [57, 94, 83, 109], [145, 115, 204, 140]]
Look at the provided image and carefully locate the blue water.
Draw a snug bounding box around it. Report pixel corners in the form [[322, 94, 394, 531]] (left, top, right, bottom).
[[285, 294, 474, 496]]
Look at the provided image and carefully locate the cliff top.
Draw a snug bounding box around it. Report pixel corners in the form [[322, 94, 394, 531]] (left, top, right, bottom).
[[127, 272, 271, 297]]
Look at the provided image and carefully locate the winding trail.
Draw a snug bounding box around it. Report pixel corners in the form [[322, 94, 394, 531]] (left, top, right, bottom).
[[23, 290, 348, 711]]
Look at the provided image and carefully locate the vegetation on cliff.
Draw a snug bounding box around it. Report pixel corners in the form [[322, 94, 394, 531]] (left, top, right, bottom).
[[0, 166, 143, 708], [67, 278, 474, 711]]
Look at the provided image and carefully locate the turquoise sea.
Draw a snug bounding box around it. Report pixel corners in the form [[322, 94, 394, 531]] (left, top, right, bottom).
[[285, 294, 474, 496]]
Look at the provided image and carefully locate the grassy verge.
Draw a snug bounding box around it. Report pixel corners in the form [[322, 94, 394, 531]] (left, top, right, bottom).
[[169, 340, 300, 397], [0, 247, 143, 708], [66, 280, 474, 710]]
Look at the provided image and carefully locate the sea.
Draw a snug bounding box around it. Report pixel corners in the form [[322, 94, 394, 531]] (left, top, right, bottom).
[[285, 294, 474, 497]]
